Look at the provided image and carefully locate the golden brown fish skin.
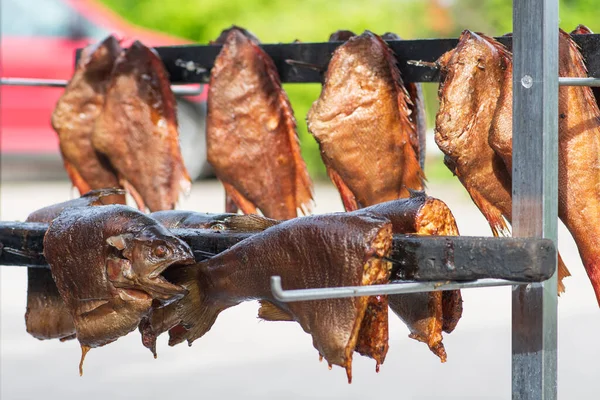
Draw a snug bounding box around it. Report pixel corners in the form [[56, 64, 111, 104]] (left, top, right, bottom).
[[166, 213, 393, 383], [93, 41, 191, 212], [381, 32, 427, 170], [23, 189, 126, 342], [489, 30, 600, 304], [43, 205, 194, 369], [308, 31, 425, 210], [139, 211, 279, 355], [357, 194, 462, 361], [51, 36, 125, 203], [435, 30, 513, 237], [207, 28, 314, 220]]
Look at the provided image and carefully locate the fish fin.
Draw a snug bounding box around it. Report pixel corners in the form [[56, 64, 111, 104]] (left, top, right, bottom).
[[254, 39, 314, 216], [221, 182, 258, 216], [121, 178, 146, 212], [257, 300, 294, 322], [138, 317, 158, 358], [400, 142, 427, 197], [79, 345, 91, 376], [327, 168, 359, 211], [582, 258, 600, 307], [557, 252, 571, 295], [167, 324, 190, 347], [170, 265, 228, 345], [467, 186, 511, 237], [225, 192, 239, 214], [441, 290, 463, 334], [63, 159, 92, 196], [354, 295, 389, 372]]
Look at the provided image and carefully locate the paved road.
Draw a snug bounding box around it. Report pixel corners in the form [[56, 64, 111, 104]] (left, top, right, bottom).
[[1, 179, 598, 399]]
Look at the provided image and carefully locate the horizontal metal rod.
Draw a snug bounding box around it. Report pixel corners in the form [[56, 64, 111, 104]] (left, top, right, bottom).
[[0, 77, 204, 96], [75, 33, 600, 84], [270, 276, 524, 302], [558, 77, 600, 86], [0, 221, 556, 284]]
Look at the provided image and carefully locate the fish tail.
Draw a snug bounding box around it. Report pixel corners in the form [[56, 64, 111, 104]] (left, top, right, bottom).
[[557, 252, 571, 295], [467, 187, 511, 237], [62, 158, 92, 196], [400, 141, 427, 196], [169, 265, 227, 345], [327, 168, 359, 211], [221, 181, 258, 216]]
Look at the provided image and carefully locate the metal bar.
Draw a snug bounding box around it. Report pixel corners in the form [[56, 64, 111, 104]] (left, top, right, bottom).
[[0, 221, 556, 282], [558, 77, 600, 86], [0, 77, 204, 96], [512, 0, 559, 398], [71, 34, 600, 84], [270, 276, 525, 302]]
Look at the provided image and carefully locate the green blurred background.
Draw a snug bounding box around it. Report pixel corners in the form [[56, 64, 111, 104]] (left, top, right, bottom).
[[100, 0, 598, 180]]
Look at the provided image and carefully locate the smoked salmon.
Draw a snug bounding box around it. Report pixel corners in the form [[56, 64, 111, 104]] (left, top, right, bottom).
[[207, 27, 314, 219]]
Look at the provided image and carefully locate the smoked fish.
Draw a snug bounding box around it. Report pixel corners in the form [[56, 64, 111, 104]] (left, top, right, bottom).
[[207, 27, 314, 219], [358, 193, 463, 362], [43, 205, 194, 374], [307, 31, 425, 211], [489, 30, 600, 303], [139, 211, 279, 357], [93, 41, 191, 212], [570, 25, 600, 105], [166, 213, 393, 383], [24, 189, 126, 341], [434, 30, 572, 292], [51, 35, 125, 204]]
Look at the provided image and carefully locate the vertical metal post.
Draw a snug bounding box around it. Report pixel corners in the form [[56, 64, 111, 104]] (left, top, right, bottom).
[[512, 0, 559, 399]]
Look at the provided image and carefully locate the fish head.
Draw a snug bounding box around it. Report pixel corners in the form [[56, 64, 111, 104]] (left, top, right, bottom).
[[328, 30, 356, 42], [106, 226, 194, 303], [572, 24, 593, 35], [80, 35, 122, 74]]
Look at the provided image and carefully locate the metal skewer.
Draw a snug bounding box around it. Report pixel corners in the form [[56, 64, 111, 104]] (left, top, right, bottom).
[[270, 276, 524, 302], [0, 77, 204, 96]]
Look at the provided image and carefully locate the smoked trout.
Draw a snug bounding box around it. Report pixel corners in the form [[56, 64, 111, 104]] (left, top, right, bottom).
[[51, 35, 124, 203], [93, 41, 191, 212], [24, 189, 126, 341], [43, 205, 194, 374], [207, 27, 314, 219], [488, 30, 600, 303], [165, 213, 393, 383], [307, 31, 425, 211], [434, 30, 572, 293]]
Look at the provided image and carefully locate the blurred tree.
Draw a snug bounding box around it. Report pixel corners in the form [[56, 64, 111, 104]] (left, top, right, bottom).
[[100, 0, 600, 179]]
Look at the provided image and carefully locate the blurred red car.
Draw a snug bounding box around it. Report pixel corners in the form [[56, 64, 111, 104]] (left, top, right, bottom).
[[1, 0, 211, 180]]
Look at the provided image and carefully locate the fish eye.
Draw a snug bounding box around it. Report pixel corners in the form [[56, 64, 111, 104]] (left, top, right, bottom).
[[154, 245, 168, 258]]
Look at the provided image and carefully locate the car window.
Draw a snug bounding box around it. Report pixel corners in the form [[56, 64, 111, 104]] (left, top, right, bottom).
[[1, 0, 110, 39]]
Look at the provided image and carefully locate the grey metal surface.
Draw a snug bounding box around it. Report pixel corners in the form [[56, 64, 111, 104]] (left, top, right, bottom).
[[270, 276, 524, 302], [559, 77, 600, 86], [0, 77, 203, 96], [511, 0, 559, 399]]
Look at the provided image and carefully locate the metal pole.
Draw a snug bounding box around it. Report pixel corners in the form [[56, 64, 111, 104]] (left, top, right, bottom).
[[512, 0, 559, 399]]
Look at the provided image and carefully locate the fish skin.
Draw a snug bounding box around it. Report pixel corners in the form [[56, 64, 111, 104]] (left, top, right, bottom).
[[435, 30, 513, 242], [139, 211, 280, 356], [93, 41, 191, 212], [165, 213, 393, 383], [43, 205, 194, 369], [51, 35, 125, 204], [307, 31, 425, 210], [207, 27, 314, 220], [23, 189, 126, 342], [489, 30, 600, 303], [357, 193, 463, 362]]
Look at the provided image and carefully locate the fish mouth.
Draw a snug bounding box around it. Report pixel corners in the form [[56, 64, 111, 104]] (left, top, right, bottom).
[[140, 276, 188, 304]]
